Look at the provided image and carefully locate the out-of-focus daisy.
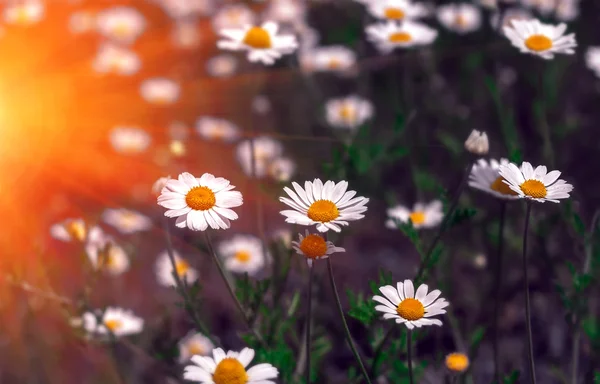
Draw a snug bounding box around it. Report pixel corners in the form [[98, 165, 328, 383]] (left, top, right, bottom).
[[184, 347, 278, 383], [279, 179, 369, 232], [157, 172, 243, 231], [217, 21, 298, 65], [252, 95, 271, 115], [264, 0, 306, 25], [445, 352, 470, 373], [155, 250, 198, 287], [96, 6, 146, 45], [491, 7, 533, 32], [473, 253, 487, 269], [85, 227, 130, 276], [502, 19, 576, 59], [109, 126, 151, 154], [69, 11, 96, 33], [555, 0, 578, 22], [172, 21, 201, 49], [178, 331, 215, 363], [101, 208, 153, 234], [140, 78, 181, 105], [158, 0, 214, 19], [468, 158, 520, 200], [300, 46, 356, 73], [218, 235, 268, 276], [498, 161, 573, 203], [366, 20, 438, 52], [367, 0, 428, 21], [205, 54, 238, 77], [292, 230, 345, 267], [170, 140, 186, 157], [211, 4, 255, 32], [373, 279, 449, 329], [437, 4, 482, 34], [271, 228, 293, 247], [50, 218, 87, 242], [3, 1, 44, 26], [195, 117, 240, 142], [93, 43, 141, 76], [325, 95, 374, 130], [386, 201, 444, 229], [152, 176, 171, 196], [585, 47, 600, 77], [268, 157, 296, 182], [295, 23, 320, 51], [235, 137, 284, 178], [521, 0, 556, 15], [80, 307, 144, 337]]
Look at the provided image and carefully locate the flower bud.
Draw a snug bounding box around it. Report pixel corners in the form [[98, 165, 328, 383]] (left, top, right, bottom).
[[464, 130, 489, 155]]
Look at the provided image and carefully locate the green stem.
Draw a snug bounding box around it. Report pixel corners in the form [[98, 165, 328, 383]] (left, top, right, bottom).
[[522, 202, 536, 384], [306, 265, 314, 384], [369, 327, 396, 378], [493, 201, 507, 384], [407, 330, 414, 384]]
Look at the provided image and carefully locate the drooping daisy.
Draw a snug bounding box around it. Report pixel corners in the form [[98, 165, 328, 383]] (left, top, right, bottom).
[[211, 4, 256, 32], [268, 157, 296, 182], [96, 6, 146, 45], [468, 158, 520, 200], [292, 230, 345, 267], [235, 136, 284, 178], [366, 20, 438, 53], [152, 176, 171, 196], [3, 1, 44, 26], [502, 19, 576, 59], [101, 208, 153, 234], [85, 227, 130, 276], [373, 279, 449, 329], [205, 54, 238, 77], [140, 78, 181, 105], [218, 235, 268, 276], [445, 352, 470, 373], [195, 117, 240, 142], [157, 172, 243, 231], [80, 307, 144, 337], [109, 127, 151, 154], [69, 11, 96, 34], [217, 21, 298, 65], [437, 4, 482, 34], [50, 218, 87, 242], [155, 250, 198, 287], [367, 0, 428, 21], [325, 95, 374, 131], [184, 347, 278, 384], [178, 331, 215, 363], [279, 179, 369, 232], [386, 200, 444, 229], [498, 161, 573, 203], [92, 43, 141, 76], [300, 46, 357, 73]]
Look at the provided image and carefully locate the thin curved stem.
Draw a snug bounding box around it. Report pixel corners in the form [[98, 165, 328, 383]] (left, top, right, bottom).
[[306, 265, 314, 384], [407, 330, 414, 384], [522, 202, 536, 384], [493, 202, 507, 384], [326, 258, 372, 384]]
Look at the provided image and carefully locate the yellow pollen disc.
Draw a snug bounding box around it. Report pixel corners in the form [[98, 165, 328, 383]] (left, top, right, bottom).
[[112, 23, 131, 38], [185, 186, 216, 211], [299, 234, 328, 259], [409, 211, 426, 225], [99, 246, 118, 268], [339, 104, 357, 122], [396, 298, 425, 321], [389, 32, 412, 43], [16, 9, 30, 24], [187, 342, 204, 356], [242, 27, 272, 49], [175, 260, 190, 276], [445, 353, 470, 372], [307, 200, 340, 223], [104, 319, 122, 331], [524, 34, 553, 52], [212, 358, 249, 384], [490, 176, 518, 196], [455, 15, 467, 27], [235, 251, 251, 263], [384, 7, 405, 20], [66, 222, 86, 241], [328, 59, 341, 69], [519, 179, 547, 198]]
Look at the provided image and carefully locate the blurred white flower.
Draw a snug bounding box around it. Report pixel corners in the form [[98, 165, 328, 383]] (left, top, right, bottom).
[[235, 136, 283, 178], [520, 0, 557, 16], [140, 78, 181, 105], [585, 47, 600, 78], [69, 11, 96, 33], [205, 54, 238, 77], [464, 129, 489, 155], [367, 0, 428, 21], [300, 46, 356, 73], [503, 19, 576, 59], [386, 201, 444, 229], [218, 234, 269, 276], [152, 176, 171, 196], [263, 0, 306, 25], [268, 157, 296, 182], [172, 21, 201, 49], [93, 43, 141, 76], [85, 227, 130, 276], [211, 4, 255, 32], [3, 1, 44, 26], [178, 331, 215, 363], [96, 6, 146, 45], [155, 250, 198, 287], [169, 140, 186, 157], [196, 117, 240, 142], [490, 8, 533, 32], [157, 0, 214, 19], [50, 218, 87, 242], [109, 127, 151, 154], [366, 20, 438, 52], [555, 0, 579, 22], [101, 208, 153, 234], [252, 95, 271, 115], [325, 95, 374, 131], [271, 228, 293, 247], [437, 4, 482, 34], [79, 307, 143, 337]]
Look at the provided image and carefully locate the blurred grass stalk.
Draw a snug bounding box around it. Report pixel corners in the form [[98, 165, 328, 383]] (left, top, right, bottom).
[[493, 201, 507, 384], [521, 202, 537, 384]]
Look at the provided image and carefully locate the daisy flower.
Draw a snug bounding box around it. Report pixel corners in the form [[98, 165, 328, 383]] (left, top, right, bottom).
[[437, 3, 482, 34], [205, 54, 238, 78], [152, 176, 171, 196], [158, 0, 213, 20], [155, 250, 198, 287], [367, 0, 428, 21], [195, 117, 240, 142], [464, 129, 489, 155], [3, 1, 44, 26], [585, 47, 600, 77], [292, 230, 345, 267], [279, 179, 369, 232], [235, 137, 284, 178], [445, 352, 470, 373], [502, 19, 576, 59], [92, 43, 141, 76], [178, 331, 215, 363], [96, 6, 146, 45], [300, 46, 356, 73], [80, 307, 144, 337], [101, 208, 153, 234], [498, 161, 573, 203], [386, 200, 444, 229], [366, 21, 438, 53], [372, 279, 449, 329], [325, 95, 374, 131], [183, 347, 278, 383], [217, 21, 298, 65], [85, 227, 130, 276], [268, 157, 296, 182], [211, 4, 255, 32], [157, 172, 243, 231], [109, 127, 151, 154], [468, 158, 520, 200], [218, 235, 268, 276], [264, 0, 306, 25], [140, 78, 180, 105], [50, 218, 87, 242]]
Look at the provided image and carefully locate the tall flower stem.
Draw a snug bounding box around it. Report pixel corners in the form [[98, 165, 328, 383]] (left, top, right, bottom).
[[407, 330, 414, 384], [204, 231, 266, 347], [493, 201, 507, 384], [305, 265, 314, 384], [326, 258, 372, 384], [522, 202, 536, 384]]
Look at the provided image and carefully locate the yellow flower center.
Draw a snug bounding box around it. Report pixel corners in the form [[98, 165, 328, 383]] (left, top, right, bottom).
[[409, 211, 426, 225], [328, 58, 341, 69], [235, 250, 251, 263], [455, 15, 467, 27], [16, 8, 30, 24], [112, 23, 131, 38], [384, 7, 405, 20], [187, 342, 204, 356], [104, 319, 122, 331], [519, 179, 547, 198], [66, 221, 86, 241], [170, 140, 186, 156], [389, 32, 412, 43], [185, 186, 216, 211], [212, 358, 249, 384], [396, 298, 425, 321], [175, 260, 190, 276], [242, 27, 272, 49], [524, 34, 553, 52], [445, 352, 470, 372], [98, 245, 118, 269], [307, 200, 340, 223], [339, 104, 357, 122], [490, 176, 518, 196], [299, 234, 328, 259]]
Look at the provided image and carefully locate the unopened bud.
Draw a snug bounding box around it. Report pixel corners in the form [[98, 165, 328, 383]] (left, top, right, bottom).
[[464, 130, 489, 155]]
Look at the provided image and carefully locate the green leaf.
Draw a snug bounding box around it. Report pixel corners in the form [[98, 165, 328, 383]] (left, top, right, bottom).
[[503, 370, 520, 384], [469, 326, 486, 350], [573, 213, 586, 238], [393, 113, 406, 133], [448, 207, 477, 228]]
